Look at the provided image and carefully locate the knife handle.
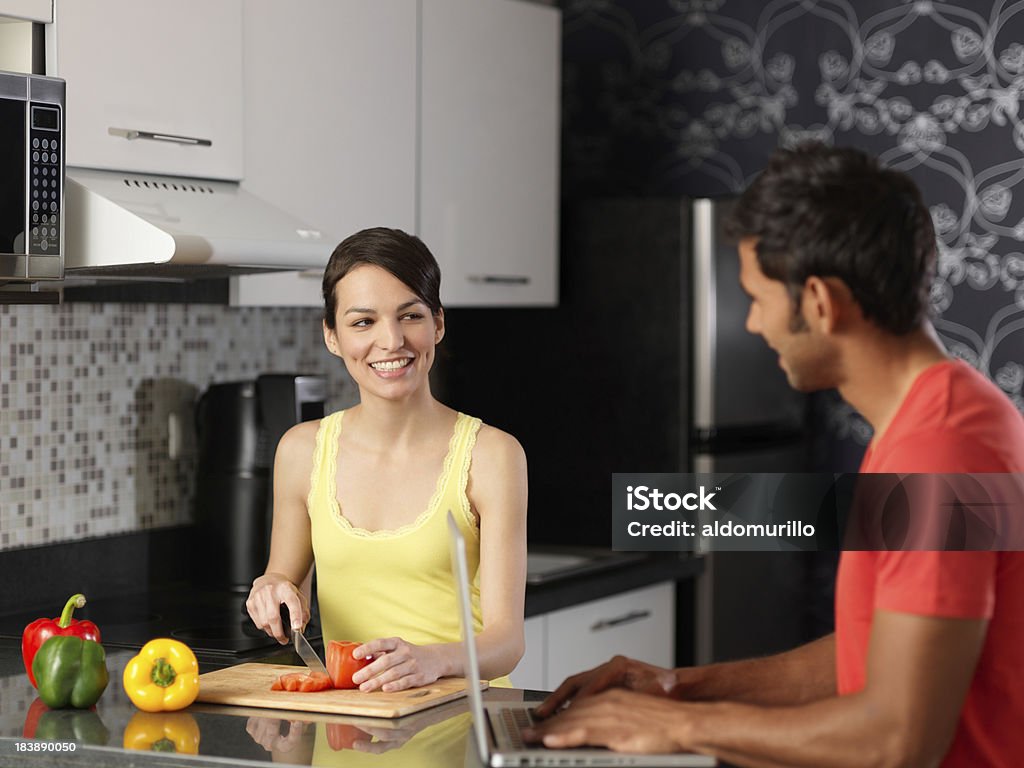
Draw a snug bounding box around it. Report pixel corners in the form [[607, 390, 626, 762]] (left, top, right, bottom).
[[279, 603, 297, 638]]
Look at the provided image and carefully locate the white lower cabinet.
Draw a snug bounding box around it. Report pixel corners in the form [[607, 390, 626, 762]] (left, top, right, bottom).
[[512, 581, 675, 691], [512, 615, 548, 691]]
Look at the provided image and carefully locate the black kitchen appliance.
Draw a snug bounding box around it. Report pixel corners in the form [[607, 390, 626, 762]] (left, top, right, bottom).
[[193, 373, 327, 591]]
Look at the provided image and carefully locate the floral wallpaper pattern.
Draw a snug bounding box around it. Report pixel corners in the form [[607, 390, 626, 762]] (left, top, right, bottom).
[[562, 0, 1024, 446]]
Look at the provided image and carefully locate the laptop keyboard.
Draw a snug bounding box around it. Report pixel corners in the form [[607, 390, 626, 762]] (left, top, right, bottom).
[[500, 706, 537, 749]]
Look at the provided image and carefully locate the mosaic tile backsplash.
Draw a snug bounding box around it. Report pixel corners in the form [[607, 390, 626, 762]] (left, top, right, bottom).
[[0, 303, 359, 551]]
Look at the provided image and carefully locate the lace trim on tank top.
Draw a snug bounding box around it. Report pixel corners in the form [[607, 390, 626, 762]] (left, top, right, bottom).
[[326, 411, 470, 539], [457, 418, 482, 542], [306, 412, 335, 516]]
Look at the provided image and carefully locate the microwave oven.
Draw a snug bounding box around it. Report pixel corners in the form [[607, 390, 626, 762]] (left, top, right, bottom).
[[0, 70, 65, 282]]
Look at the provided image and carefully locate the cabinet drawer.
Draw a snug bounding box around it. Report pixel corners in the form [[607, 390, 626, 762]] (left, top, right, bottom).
[[546, 582, 675, 685]]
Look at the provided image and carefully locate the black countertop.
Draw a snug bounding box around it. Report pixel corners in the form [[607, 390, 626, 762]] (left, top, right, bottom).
[[0, 547, 703, 666], [0, 638, 544, 768], [0, 553, 709, 767], [524, 551, 702, 617], [0, 640, 727, 768]]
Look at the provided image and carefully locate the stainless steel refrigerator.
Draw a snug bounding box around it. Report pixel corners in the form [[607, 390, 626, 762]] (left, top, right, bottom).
[[688, 198, 819, 664], [439, 197, 825, 664]]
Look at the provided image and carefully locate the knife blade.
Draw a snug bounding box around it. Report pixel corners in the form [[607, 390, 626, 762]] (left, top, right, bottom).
[[293, 628, 330, 678]]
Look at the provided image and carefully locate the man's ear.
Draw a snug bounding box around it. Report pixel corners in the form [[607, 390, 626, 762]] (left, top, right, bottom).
[[802, 276, 854, 334], [323, 320, 342, 358], [434, 308, 445, 345]]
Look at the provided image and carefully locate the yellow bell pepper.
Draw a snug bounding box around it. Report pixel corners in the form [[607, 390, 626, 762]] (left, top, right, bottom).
[[122, 638, 199, 712], [123, 711, 200, 754]]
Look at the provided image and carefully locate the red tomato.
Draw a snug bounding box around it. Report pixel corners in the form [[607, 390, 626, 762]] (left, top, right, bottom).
[[270, 672, 333, 692], [326, 641, 373, 689]]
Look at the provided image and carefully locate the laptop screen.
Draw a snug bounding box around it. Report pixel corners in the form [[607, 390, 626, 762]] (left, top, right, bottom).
[[448, 510, 492, 763]]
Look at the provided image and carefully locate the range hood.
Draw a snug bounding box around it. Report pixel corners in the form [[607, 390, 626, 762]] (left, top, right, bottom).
[[64, 167, 332, 279]]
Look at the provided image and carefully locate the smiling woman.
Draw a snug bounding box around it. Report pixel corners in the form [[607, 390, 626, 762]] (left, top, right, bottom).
[[244, 228, 528, 694]]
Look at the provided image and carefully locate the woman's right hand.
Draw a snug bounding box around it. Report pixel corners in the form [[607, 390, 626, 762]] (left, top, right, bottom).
[[533, 655, 678, 717], [246, 573, 309, 644], [246, 717, 310, 753]]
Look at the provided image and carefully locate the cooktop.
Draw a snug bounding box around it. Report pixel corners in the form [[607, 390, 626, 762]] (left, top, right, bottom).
[[0, 585, 321, 658]]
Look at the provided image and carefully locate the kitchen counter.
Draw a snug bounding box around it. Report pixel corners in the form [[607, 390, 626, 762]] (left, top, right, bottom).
[[0, 638, 545, 768], [525, 551, 702, 617], [0, 548, 708, 765], [0, 550, 704, 670], [0, 640, 730, 768]]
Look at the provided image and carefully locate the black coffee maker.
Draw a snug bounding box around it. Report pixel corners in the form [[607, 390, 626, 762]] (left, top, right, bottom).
[[193, 374, 327, 591]]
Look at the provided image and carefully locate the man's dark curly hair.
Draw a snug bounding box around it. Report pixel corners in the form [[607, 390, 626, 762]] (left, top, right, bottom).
[[723, 142, 936, 335]]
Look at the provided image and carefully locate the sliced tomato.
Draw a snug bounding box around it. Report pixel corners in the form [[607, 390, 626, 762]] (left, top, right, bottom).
[[326, 641, 373, 689], [270, 672, 333, 692]]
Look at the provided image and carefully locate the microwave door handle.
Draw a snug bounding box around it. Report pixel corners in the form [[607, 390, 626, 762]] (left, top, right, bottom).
[[109, 127, 212, 147]]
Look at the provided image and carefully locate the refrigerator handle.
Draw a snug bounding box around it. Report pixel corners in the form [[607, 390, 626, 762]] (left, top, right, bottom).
[[692, 199, 716, 432]]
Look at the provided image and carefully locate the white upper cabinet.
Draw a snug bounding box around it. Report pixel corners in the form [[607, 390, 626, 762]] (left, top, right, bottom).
[[0, 0, 51, 22], [232, 0, 418, 307], [52, 0, 244, 180], [420, 0, 560, 307], [242, 0, 416, 239]]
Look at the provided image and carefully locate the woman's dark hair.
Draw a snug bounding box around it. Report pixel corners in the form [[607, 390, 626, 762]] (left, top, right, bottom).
[[723, 142, 936, 335], [322, 227, 442, 329]]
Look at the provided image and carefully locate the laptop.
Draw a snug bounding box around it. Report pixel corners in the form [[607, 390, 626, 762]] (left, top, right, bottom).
[[447, 511, 716, 767]]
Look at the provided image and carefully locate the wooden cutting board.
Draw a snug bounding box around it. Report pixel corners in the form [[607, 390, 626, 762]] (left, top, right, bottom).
[[196, 663, 487, 718]]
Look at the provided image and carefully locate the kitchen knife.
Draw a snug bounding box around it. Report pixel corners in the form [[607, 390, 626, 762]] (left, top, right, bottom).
[[293, 628, 330, 678]]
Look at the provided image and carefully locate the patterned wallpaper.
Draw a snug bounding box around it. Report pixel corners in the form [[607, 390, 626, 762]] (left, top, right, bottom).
[[562, 0, 1024, 447], [0, 303, 358, 551]]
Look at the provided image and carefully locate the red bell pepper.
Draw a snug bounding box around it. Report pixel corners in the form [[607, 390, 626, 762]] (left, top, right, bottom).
[[327, 723, 370, 751], [22, 594, 101, 688], [22, 697, 49, 738], [326, 641, 373, 689]]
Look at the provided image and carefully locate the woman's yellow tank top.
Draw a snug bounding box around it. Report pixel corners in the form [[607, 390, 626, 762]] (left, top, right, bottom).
[[308, 410, 510, 684]]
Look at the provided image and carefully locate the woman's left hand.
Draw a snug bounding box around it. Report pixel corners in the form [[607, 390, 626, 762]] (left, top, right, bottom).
[[350, 637, 448, 693]]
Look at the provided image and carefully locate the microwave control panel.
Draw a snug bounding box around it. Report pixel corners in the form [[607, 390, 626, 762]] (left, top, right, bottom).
[[0, 71, 65, 284], [28, 105, 62, 257]]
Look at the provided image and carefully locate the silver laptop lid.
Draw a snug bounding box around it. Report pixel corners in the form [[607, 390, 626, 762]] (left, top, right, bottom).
[[447, 511, 716, 768], [448, 510, 491, 764]]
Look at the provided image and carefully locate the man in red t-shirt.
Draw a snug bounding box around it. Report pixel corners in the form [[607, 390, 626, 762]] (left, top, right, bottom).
[[526, 143, 1024, 766]]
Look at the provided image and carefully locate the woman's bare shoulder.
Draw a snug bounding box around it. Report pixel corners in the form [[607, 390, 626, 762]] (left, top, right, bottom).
[[472, 422, 527, 472], [277, 419, 323, 464]]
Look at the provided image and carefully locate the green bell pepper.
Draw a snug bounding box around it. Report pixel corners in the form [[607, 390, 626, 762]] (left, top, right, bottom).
[[31, 635, 109, 709], [24, 699, 110, 745]]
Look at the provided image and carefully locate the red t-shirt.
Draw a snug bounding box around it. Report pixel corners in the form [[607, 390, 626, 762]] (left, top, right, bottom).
[[835, 360, 1024, 767]]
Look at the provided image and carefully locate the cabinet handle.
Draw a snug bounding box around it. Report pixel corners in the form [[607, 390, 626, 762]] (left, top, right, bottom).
[[590, 609, 651, 632], [109, 127, 212, 147], [466, 274, 531, 285]]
